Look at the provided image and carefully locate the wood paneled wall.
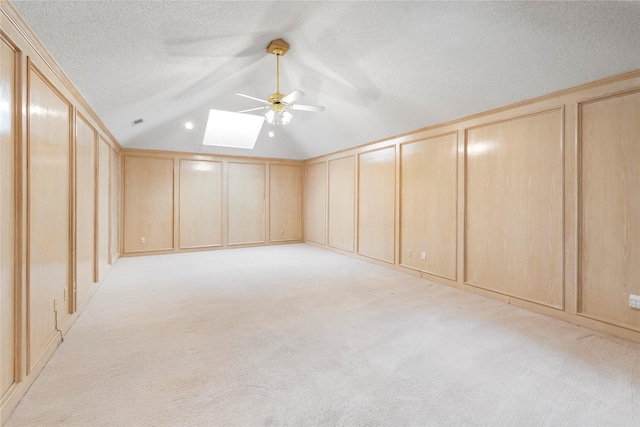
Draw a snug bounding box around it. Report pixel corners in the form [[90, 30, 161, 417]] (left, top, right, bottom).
[[358, 147, 396, 263], [305, 70, 640, 344], [269, 164, 302, 243], [74, 116, 96, 309], [1, 3, 121, 422], [305, 162, 326, 245], [121, 151, 303, 255], [328, 156, 355, 252], [579, 90, 640, 329], [1, 31, 17, 402], [27, 65, 71, 370], [400, 133, 457, 280], [465, 110, 563, 307], [123, 156, 174, 253], [179, 160, 222, 249]]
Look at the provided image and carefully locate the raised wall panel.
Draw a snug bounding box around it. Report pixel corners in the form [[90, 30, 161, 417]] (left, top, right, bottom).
[[28, 67, 71, 368], [465, 109, 563, 308], [123, 156, 174, 253], [579, 90, 640, 329], [328, 156, 355, 252], [358, 147, 395, 263], [269, 164, 302, 242], [400, 133, 457, 279], [1, 37, 16, 398], [179, 160, 223, 248], [75, 116, 95, 307], [97, 138, 110, 277], [110, 149, 119, 261], [227, 162, 265, 245], [305, 162, 326, 245]]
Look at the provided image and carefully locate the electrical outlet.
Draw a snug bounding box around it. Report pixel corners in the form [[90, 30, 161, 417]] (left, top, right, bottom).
[[408, 249, 412, 258], [279, 229, 284, 235], [421, 251, 426, 260], [64, 288, 68, 301], [630, 294, 640, 310], [140, 237, 145, 244]]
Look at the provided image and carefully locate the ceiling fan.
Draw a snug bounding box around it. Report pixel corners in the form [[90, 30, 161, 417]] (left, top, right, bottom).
[[236, 39, 325, 125]]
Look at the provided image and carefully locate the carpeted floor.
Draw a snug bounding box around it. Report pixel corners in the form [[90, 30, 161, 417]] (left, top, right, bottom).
[[6, 244, 640, 426]]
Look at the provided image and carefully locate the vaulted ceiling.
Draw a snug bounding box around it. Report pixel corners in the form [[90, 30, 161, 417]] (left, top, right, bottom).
[[11, 1, 640, 160]]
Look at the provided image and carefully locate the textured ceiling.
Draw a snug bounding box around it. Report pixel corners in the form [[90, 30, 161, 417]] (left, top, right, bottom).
[[11, 1, 640, 160]]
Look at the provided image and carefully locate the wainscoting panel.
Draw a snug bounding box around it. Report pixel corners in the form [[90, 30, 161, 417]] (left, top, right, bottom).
[[400, 133, 457, 279], [123, 156, 174, 253], [75, 115, 96, 307], [227, 162, 266, 246], [305, 162, 327, 245], [358, 147, 395, 263], [328, 156, 355, 253], [27, 65, 71, 369], [269, 164, 302, 243], [579, 90, 640, 329], [465, 109, 564, 308], [179, 160, 223, 249]]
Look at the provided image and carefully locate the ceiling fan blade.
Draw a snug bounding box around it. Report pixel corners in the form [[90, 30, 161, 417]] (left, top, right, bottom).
[[236, 92, 269, 104], [237, 106, 268, 113], [282, 90, 305, 104], [290, 104, 326, 112]]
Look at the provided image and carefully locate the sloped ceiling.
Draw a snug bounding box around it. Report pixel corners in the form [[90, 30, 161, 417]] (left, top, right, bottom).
[[11, 1, 640, 160]]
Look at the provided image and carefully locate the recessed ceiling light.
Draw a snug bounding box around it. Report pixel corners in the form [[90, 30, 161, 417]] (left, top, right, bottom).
[[268, 131, 275, 138], [185, 122, 194, 130]]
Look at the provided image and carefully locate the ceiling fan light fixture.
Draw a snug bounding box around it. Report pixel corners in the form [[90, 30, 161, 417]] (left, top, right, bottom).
[[265, 109, 292, 126]]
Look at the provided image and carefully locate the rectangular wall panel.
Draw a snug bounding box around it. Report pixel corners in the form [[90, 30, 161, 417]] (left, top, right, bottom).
[[227, 162, 265, 245], [465, 110, 563, 308], [579, 91, 640, 329], [269, 164, 302, 242], [358, 147, 395, 263], [0, 37, 16, 398], [179, 160, 223, 249], [305, 162, 326, 245], [123, 156, 174, 253], [97, 138, 110, 277], [110, 149, 120, 262], [75, 116, 96, 307], [400, 133, 457, 279], [28, 67, 71, 368], [328, 156, 355, 252]]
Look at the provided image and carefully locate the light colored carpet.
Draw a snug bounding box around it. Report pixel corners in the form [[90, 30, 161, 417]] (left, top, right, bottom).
[[6, 244, 640, 426]]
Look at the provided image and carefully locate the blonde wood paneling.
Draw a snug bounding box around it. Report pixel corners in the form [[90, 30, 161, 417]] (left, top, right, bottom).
[[305, 162, 326, 245], [110, 149, 119, 261], [269, 164, 302, 242], [358, 147, 395, 263], [179, 160, 223, 248], [97, 138, 110, 277], [465, 109, 563, 308], [579, 90, 640, 329], [400, 133, 457, 279], [328, 156, 355, 252], [123, 156, 174, 253], [74, 116, 95, 307], [1, 36, 16, 398], [227, 162, 265, 245], [27, 66, 71, 369]]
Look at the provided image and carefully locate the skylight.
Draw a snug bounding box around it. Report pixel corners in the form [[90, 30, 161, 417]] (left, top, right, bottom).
[[202, 109, 264, 149]]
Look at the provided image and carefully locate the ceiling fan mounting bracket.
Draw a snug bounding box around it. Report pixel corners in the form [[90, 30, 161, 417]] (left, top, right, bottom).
[[266, 39, 289, 56]]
